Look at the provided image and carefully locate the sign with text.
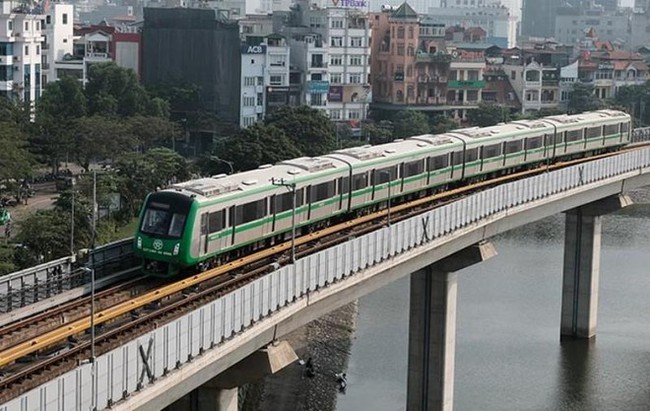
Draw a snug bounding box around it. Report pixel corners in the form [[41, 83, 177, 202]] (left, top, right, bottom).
[[308, 80, 330, 94], [241, 44, 267, 54], [328, 85, 370, 103], [331, 0, 367, 8]]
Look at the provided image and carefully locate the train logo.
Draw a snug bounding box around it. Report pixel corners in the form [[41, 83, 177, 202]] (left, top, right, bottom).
[[153, 239, 164, 251]]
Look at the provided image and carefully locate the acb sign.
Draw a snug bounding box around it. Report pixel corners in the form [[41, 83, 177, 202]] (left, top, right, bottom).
[[241, 44, 267, 54]]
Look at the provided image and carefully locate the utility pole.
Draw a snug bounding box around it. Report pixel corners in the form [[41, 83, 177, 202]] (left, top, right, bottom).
[[271, 177, 297, 263], [70, 178, 76, 255], [380, 170, 392, 225]]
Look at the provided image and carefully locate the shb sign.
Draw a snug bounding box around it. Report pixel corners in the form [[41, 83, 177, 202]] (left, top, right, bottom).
[[331, 0, 367, 7]]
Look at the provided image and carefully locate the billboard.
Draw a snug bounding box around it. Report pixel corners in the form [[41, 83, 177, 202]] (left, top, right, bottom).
[[241, 44, 267, 54], [328, 85, 370, 103], [308, 80, 330, 94]]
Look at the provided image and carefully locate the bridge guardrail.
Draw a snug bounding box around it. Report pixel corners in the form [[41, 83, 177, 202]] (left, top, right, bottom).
[[0, 238, 137, 314], [5, 147, 650, 411], [631, 127, 650, 144]]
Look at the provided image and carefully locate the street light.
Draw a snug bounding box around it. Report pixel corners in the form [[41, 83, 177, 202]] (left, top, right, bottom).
[[271, 177, 297, 263], [70, 177, 76, 256], [210, 155, 234, 175]]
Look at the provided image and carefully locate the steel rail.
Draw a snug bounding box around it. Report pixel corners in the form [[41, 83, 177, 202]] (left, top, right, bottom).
[[1, 142, 648, 369]]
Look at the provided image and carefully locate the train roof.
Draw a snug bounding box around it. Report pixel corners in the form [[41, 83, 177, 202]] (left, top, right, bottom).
[[543, 110, 630, 126], [168, 160, 348, 201]]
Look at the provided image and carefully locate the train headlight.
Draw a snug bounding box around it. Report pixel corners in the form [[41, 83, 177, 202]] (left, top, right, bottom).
[[173, 243, 180, 255], [137, 237, 142, 249]]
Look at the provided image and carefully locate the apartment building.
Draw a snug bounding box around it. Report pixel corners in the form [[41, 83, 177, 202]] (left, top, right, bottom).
[[239, 35, 293, 127], [40, 3, 73, 86]]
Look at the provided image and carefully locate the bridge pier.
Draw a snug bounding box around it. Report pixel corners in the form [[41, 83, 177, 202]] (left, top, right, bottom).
[[407, 241, 497, 411], [165, 341, 297, 411], [561, 194, 632, 339]]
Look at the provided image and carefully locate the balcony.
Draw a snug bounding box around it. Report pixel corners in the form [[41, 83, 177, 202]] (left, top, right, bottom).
[[415, 52, 453, 64], [310, 62, 328, 69], [269, 61, 286, 67], [42, 62, 50, 69], [86, 52, 110, 59], [542, 79, 559, 87]]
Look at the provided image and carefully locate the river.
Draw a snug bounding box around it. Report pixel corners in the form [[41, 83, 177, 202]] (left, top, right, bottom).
[[335, 204, 650, 411]]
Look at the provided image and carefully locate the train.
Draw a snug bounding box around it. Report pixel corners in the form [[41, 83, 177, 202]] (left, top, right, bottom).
[[133, 109, 631, 277]]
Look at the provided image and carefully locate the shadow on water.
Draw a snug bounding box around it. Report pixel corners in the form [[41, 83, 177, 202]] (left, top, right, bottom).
[[553, 338, 596, 411]]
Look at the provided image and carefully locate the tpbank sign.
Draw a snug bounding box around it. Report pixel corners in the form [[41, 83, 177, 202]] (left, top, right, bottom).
[[241, 44, 267, 54]]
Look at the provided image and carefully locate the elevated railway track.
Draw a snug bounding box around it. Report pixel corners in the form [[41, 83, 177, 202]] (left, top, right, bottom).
[[1, 128, 650, 404]]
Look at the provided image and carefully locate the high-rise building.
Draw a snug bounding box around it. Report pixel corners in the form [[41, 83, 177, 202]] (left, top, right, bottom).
[[522, 0, 562, 38], [41, 3, 74, 86]]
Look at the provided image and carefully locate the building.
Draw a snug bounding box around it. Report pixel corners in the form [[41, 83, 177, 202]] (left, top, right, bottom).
[[0, 2, 44, 104], [246, 0, 293, 15], [142, 7, 241, 131], [521, 0, 562, 39], [554, 7, 629, 47], [239, 35, 293, 127], [41, 3, 74, 86], [427, 4, 517, 48]]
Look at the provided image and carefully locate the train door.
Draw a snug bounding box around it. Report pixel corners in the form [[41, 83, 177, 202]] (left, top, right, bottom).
[[199, 213, 209, 256]]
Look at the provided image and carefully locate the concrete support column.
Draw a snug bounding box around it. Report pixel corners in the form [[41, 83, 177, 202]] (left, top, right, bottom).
[[407, 241, 496, 411], [196, 382, 237, 411], [560, 195, 632, 339]]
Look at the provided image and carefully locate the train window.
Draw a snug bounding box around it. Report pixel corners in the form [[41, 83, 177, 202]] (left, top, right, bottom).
[[341, 176, 350, 193], [525, 136, 543, 150], [275, 192, 293, 213], [451, 152, 463, 166], [566, 130, 582, 142], [312, 181, 336, 202], [404, 160, 424, 177], [428, 155, 449, 170], [483, 144, 501, 158], [200, 214, 208, 235], [352, 173, 368, 190], [208, 210, 225, 233], [544, 134, 554, 146], [373, 166, 397, 184], [235, 199, 266, 225], [505, 140, 522, 154], [621, 122, 629, 133], [586, 127, 601, 139], [604, 124, 619, 135], [465, 148, 479, 162], [555, 132, 565, 144]]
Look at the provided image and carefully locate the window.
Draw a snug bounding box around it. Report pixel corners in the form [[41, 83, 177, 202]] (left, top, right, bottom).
[[621, 122, 629, 133], [243, 116, 256, 126], [24, 45, 28, 55], [352, 173, 368, 190], [269, 75, 284, 86], [243, 96, 256, 106], [25, 21, 29, 31], [350, 55, 362, 65], [586, 127, 601, 139], [331, 18, 344, 28], [0, 42, 13, 56], [311, 181, 335, 202], [257, 92, 263, 106], [331, 36, 343, 47], [330, 55, 343, 66], [408, 26, 414, 39], [397, 44, 404, 56], [348, 110, 361, 119], [36, 45, 39, 55], [404, 160, 424, 177], [397, 26, 405, 39], [275, 191, 303, 213], [407, 45, 414, 56], [374, 166, 398, 184], [46, 15, 50, 24], [504, 140, 522, 154], [36, 21, 39, 30], [208, 211, 225, 233], [510, 71, 516, 80], [330, 73, 342, 83], [482, 144, 502, 158], [7, 20, 12, 31], [330, 109, 342, 120], [428, 155, 448, 171], [350, 37, 363, 47], [141, 207, 187, 239], [349, 74, 361, 84], [244, 76, 256, 86], [465, 148, 479, 162], [62, 13, 68, 24], [566, 129, 582, 142], [235, 199, 266, 225], [525, 136, 543, 150], [451, 152, 464, 166], [257, 76, 264, 85]]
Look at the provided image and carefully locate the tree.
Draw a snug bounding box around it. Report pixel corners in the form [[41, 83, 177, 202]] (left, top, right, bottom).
[[210, 123, 302, 173], [85, 63, 150, 117], [466, 103, 510, 127], [72, 116, 132, 171], [392, 111, 430, 138], [0, 121, 32, 183], [33, 76, 87, 172], [362, 121, 394, 145], [126, 116, 179, 152], [567, 82, 603, 114], [265, 106, 336, 157], [430, 114, 458, 134]]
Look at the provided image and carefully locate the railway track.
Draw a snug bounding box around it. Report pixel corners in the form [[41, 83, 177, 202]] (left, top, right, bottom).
[[1, 141, 649, 403]]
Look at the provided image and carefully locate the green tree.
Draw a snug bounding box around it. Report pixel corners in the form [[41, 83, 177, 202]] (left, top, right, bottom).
[[0, 121, 32, 182], [265, 106, 336, 156], [85, 63, 150, 117], [392, 111, 430, 138], [430, 114, 458, 134], [33, 76, 87, 172], [126, 115, 179, 151], [466, 103, 510, 127], [210, 123, 302, 172], [567, 82, 603, 114], [0, 245, 15, 275], [73, 116, 132, 171], [362, 121, 394, 145]]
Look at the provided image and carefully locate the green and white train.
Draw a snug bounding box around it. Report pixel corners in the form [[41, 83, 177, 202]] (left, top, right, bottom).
[[134, 110, 631, 276]]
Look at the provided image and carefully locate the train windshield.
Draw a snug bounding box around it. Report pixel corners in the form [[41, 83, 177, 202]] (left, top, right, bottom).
[[140, 198, 189, 239]]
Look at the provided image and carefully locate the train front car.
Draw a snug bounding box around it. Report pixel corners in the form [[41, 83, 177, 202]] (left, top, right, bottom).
[[134, 190, 195, 277]]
